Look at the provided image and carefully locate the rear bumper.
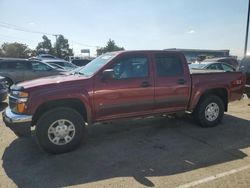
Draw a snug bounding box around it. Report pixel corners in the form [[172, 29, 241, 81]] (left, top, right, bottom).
[[2, 107, 32, 136]]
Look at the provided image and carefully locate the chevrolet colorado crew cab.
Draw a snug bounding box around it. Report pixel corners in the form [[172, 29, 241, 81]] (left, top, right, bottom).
[[2, 50, 245, 154]]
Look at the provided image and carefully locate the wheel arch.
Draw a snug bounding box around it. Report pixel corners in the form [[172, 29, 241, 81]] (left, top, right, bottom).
[[32, 98, 89, 126], [194, 88, 228, 112]]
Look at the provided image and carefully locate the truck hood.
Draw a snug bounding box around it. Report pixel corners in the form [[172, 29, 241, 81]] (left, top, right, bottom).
[[18, 74, 89, 90]]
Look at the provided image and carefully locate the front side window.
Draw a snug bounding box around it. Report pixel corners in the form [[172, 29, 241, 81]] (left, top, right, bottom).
[[155, 55, 183, 77], [111, 56, 149, 79]]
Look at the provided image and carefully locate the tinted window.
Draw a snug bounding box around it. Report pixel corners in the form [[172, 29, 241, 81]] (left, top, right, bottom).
[[0, 61, 8, 69], [32, 62, 51, 71], [111, 56, 149, 79], [221, 63, 235, 72], [155, 55, 183, 77], [72, 59, 91, 66], [0, 61, 29, 70], [52, 61, 64, 66], [206, 63, 222, 70]]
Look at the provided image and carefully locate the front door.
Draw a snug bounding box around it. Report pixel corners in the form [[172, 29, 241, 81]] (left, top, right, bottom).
[[93, 53, 154, 121]]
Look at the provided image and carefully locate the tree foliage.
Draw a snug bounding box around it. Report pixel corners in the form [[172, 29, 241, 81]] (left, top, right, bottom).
[[0, 42, 32, 58], [54, 35, 73, 59], [97, 39, 124, 56], [36, 35, 53, 54], [0, 36, 125, 59]]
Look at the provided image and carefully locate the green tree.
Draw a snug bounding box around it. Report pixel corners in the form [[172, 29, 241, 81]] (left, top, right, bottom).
[[0, 42, 32, 58], [54, 35, 73, 59], [97, 39, 124, 55], [36, 35, 53, 54], [0, 48, 3, 57]]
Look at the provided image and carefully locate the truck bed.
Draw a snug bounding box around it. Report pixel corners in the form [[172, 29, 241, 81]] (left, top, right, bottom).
[[190, 70, 245, 105]]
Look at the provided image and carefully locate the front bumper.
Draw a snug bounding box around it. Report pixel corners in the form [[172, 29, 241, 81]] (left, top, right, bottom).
[[2, 107, 32, 137]]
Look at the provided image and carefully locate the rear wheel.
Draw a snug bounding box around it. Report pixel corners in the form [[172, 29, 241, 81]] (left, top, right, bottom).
[[36, 107, 86, 154], [194, 95, 224, 127]]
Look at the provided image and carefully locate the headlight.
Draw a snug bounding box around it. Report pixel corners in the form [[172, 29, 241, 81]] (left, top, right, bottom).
[[10, 90, 29, 114], [11, 91, 29, 98]]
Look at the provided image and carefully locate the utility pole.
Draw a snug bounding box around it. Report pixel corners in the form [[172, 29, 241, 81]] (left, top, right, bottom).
[[244, 0, 250, 57], [53, 34, 59, 56]]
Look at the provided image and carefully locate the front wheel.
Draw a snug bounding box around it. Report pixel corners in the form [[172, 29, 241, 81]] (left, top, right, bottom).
[[36, 107, 86, 154], [194, 95, 224, 128]]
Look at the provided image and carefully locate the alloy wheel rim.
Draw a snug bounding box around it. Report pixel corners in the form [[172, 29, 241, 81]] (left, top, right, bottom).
[[48, 119, 76, 145], [205, 102, 219, 122]]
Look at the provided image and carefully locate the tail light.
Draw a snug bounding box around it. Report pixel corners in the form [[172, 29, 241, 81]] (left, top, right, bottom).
[[231, 75, 246, 86]]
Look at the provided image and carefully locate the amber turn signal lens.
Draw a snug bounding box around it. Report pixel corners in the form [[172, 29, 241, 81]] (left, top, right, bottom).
[[19, 92, 29, 98], [17, 103, 26, 113]]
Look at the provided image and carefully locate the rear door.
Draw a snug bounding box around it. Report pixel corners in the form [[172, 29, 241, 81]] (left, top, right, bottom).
[[93, 53, 154, 120], [5, 61, 28, 83], [153, 52, 191, 113]]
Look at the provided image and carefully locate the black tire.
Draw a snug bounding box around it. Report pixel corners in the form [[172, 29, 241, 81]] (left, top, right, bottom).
[[36, 107, 86, 154], [194, 95, 224, 128]]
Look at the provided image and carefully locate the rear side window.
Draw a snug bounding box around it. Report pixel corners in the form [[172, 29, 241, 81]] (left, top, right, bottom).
[[206, 63, 222, 70], [221, 63, 235, 72], [155, 54, 183, 77], [0, 61, 29, 70], [0, 61, 8, 69]]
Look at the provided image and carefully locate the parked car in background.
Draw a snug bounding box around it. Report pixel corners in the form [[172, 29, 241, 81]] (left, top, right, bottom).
[[0, 76, 8, 102], [42, 59, 78, 71], [203, 57, 239, 70], [0, 59, 66, 87], [48, 63, 66, 71], [29, 54, 60, 61], [189, 61, 236, 72], [239, 56, 250, 98], [70, 59, 92, 66]]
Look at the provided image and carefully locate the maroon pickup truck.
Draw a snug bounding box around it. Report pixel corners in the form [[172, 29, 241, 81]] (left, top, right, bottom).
[[2, 50, 245, 153]]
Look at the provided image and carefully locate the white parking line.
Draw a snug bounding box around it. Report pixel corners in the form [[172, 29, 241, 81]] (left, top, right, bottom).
[[177, 165, 250, 188]]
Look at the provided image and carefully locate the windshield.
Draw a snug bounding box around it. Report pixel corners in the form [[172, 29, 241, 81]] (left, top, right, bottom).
[[189, 63, 207, 69], [76, 53, 117, 76]]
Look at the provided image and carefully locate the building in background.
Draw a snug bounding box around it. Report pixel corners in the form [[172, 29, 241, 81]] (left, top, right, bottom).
[[165, 48, 231, 63]]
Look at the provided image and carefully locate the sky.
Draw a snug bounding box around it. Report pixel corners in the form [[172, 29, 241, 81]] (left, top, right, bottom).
[[0, 0, 248, 57]]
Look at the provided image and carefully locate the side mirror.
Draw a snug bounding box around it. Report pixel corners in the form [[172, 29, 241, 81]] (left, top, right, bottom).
[[102, 69, 114, 80]]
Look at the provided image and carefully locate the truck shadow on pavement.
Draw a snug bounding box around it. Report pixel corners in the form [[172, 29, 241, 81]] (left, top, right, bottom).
[[2, 114, 250, 188]]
